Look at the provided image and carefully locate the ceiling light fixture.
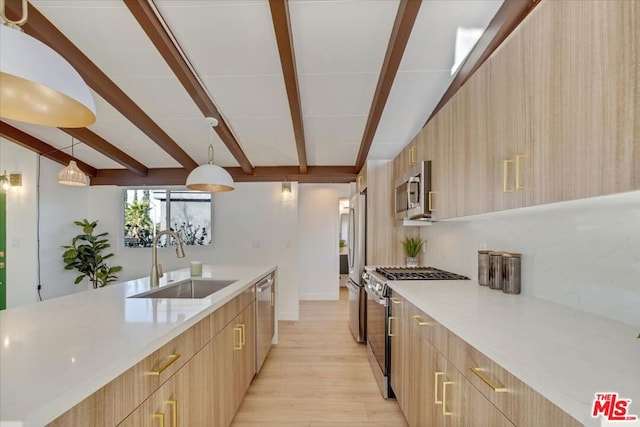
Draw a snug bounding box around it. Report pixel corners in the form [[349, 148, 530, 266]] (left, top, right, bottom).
[[58, 137, 89, 186], [0, 0, 96, 127], [186, 117, 235, 192]]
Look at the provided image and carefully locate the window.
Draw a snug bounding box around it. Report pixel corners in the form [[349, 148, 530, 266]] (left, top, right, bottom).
[[123, 189, 212, 248]]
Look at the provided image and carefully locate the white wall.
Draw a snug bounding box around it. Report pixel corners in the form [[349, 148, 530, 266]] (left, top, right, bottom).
[[419, 191, 640, 326], [298, 184, 352, 300]]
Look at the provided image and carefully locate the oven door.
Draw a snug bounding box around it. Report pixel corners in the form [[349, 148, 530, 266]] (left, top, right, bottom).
[[365, 285, 387, 375]]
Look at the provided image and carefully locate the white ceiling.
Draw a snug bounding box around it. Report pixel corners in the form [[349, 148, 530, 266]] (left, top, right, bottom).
[[5, 0, 503, 173]]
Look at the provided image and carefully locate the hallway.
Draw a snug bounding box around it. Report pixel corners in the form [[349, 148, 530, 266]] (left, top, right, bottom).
[[231, 288, 407, 426]]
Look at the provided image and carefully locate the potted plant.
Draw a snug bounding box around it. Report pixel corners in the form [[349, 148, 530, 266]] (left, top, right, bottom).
[[401, 237, 425, 267], [62, 219, 122, 289]]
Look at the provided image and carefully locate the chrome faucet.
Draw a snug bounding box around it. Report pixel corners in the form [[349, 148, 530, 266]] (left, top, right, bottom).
[[150, 230, 186, 287]]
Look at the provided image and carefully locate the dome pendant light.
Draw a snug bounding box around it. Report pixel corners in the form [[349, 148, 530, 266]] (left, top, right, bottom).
[[0, 0, 96, 127], [58, 137, 89, 186], [186, 117, 235, 192]]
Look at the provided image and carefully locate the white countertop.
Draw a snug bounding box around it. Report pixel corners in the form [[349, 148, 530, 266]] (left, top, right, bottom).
[[388, 280, 640, 427], [0, 264, 276, 427]]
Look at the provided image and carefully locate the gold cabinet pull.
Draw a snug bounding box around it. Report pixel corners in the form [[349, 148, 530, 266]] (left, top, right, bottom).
[[239, 323, 246, 347], [470, 367, 507, 392], [270, 292, 274, 307], [165, 399, 178, 427], [148, 354, 180, 376], [233, 326, 242, 350], [389, 297, 401, 304], [409, 146, 416, 165], [427, 191, 435, 211], [515, 154, 527, 190], [387, 316, 396, 337], [442, 381, 453, 415], [412, 315, 429, 326], [434, 372, 444, 404], [503, 159, 514, 193], [153, 412, 166, 427]]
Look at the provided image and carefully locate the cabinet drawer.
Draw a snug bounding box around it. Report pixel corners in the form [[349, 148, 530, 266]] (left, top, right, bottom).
[[408, 304, 448, 358], [103, 319, 209, 425], [447, 332, 581, 427], [213, 286, 255, 335]]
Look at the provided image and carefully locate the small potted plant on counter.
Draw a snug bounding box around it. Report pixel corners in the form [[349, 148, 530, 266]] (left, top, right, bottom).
[[402, 237, 425, 267]]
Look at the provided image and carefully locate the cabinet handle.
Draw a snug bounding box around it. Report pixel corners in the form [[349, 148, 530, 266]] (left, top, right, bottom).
[[153, 412, 166, 427], [434, 372, 444, 404], [239, 323, 246, 347], [503, 159, 514, 193], [270, 292, 274, 307], [148, 354, 181, 376], [515, 154, 527, 190], [442, 381, 453, 416], [470, 367, 507, 392], [412, 315, 430, 326], [233, 326, 242, 350], [165, 399, 178, 427], [409, 146, 416, 165], [389, 297, 401, 304], [388, 316, 396, 337], [428, 191, 435, 211]]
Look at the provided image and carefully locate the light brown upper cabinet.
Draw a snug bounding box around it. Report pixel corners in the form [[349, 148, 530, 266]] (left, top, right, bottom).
[[402, 0, 638, 220]]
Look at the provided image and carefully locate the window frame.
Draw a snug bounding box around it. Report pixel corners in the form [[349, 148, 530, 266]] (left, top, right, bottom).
[[122, 187, 214, 248]]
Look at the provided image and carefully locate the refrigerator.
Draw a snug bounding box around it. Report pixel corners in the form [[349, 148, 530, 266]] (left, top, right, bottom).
[[347, 192, 366, 342]]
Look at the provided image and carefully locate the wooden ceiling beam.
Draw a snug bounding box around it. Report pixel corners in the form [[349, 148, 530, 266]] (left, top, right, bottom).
[[4, 1, 198, 171], [354, 0, 422, 172], [59, 127, 148, 176], [269, 0, 308, 174], [0, 122, 98, 177], [90, 166, 356, 186], [425, 0, 540, 125], [124, 0, 254, 175]]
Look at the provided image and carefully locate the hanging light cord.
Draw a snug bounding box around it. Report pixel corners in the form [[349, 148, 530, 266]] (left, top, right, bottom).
[[36, 154, 42, 301], [34, 141, 83, 301]]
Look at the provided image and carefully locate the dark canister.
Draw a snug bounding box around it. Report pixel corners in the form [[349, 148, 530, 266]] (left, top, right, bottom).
[[502, 253, 522, 294], [488, 252, 504, 290], [478, 250, 491, 286]]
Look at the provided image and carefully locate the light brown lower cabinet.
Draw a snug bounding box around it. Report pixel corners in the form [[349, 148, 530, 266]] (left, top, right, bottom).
[[119, 340, 215, 427], [213, 301, 256, 427], [397, 297, 581, 427], [48, 287, 260, 427]]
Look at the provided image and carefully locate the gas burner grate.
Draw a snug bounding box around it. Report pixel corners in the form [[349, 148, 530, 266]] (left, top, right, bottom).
[[375, 267, 469, 281]]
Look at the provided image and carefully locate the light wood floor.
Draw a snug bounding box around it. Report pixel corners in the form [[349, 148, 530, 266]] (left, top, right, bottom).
[[231, 288, 408, 427]]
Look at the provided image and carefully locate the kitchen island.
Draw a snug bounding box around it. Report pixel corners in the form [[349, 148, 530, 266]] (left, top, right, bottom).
[[0, 264, 276, 427], [388, 279, 640, 427]]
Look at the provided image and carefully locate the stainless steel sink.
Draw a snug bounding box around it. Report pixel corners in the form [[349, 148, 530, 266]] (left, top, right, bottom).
[[129, 279, 237, 299]]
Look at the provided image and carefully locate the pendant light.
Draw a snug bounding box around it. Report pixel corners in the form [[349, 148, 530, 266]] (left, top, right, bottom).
[[58, 137, 89, 186], [186, 117, 235, 192], [0, 0, 96, 127]]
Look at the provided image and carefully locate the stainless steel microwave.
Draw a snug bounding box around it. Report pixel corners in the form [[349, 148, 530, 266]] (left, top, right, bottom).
[[394, 160, 432, 220]]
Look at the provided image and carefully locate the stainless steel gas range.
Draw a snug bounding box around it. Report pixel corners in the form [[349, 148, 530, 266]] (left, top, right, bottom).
[[363, 266, 469, 399]]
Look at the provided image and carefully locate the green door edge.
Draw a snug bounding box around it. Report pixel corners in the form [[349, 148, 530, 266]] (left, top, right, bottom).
[[0, 191, 6, 310]]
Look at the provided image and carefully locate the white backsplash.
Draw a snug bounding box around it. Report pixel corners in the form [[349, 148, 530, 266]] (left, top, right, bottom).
[[420, 191, 640, 326]]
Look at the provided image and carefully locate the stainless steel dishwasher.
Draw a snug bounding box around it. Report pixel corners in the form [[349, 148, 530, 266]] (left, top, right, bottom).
[[255, 272, 275, 373]]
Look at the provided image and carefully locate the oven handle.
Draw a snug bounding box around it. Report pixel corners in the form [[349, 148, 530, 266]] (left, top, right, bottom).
[[364, 284, 387, 306]]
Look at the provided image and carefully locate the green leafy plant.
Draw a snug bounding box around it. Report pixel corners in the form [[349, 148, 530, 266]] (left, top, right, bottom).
[[401, 237, 425, 258], [124, 198, 155, 247], [339, 239, 346, 248], [62, 219, 122, 289]]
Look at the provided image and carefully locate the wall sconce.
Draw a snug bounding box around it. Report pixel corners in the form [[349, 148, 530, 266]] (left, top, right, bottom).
[[281, 181, 292, 195], [1, 170, 22, 191]]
